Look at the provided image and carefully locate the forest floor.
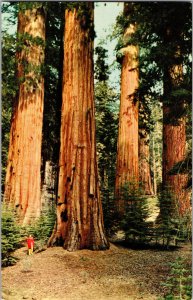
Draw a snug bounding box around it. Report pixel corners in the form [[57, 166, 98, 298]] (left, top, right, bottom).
[[2, 239, 191, 300]]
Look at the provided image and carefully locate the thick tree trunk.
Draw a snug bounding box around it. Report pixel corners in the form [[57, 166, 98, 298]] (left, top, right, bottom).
[[139, 130, 154, 195], [162, 61, 190, 216], [162, 105, 190, 215], [48, 4, 109, 251], [115, 6, 139, 212], [3, 5, 45, 225]]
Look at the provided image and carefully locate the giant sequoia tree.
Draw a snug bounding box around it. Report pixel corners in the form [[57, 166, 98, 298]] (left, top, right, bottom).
[[162, 39, 190, 216], [139, 100, 154, 195], [117, 2, 192, 216], [115, 3, 139, 211], [3, 3, 45, 225], [48, 3, 109, 251]]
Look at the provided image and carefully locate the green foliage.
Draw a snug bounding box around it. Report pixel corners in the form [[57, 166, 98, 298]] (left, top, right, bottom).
[[2, 204, 23, 267], [156, 189, 179, 247], [175, 211, 192, 244], [95, 46, 110, 81], [17, 32, 45, 51], [2, 31, 17, 191], [101, 187, 119, 236], [139, 97, 155, 136], [42, 2, 64, 166], [114, 2, 192, 107], [18, 2, 45, 12], [156, 189, 192, 247], [94, 45, 119, 236], [1, 2, 18, 26], [25, 204, 56, 251], [119, 185, 191, 247], [120, 182, 150, 243], [159, 257, 192, 300]]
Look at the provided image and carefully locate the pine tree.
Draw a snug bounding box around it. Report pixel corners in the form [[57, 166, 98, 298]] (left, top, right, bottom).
[[95, 45, 119, 235], [2, 2, 18, 192]]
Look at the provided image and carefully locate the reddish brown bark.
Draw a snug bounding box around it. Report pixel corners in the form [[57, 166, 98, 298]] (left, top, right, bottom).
[[162, 62, 191, 216], [3, 6, 45, 225], [48, 5, 109, 251], [115, 5, 139, 212], [162, 105, 190, 215], [139, 130, 154, 195]]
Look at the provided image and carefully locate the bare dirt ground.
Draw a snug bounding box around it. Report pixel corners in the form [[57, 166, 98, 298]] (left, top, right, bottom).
[[2, 241, 191, 300]]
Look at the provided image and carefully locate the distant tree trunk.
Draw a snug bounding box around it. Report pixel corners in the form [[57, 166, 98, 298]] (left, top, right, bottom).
[[152, 136, 157, 195], [48, 4, 109, 251], [3, 4, 45, 225], [115, 3, 139, 212], [162, 61, 190, 216], [139, 129, 154, 195]]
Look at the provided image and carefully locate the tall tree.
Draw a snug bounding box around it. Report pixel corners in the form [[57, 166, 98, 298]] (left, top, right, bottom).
[[48, 3, 109, 251], [139, 100, 154, 195], [115, 3, 139, 212], [2, 2, 18, 192], [94, 45, 119, 234], [116, 2, 192, 216], [3, 3, 46, 225], [162, 48, 190, 215], [95, 46, 118, 192]]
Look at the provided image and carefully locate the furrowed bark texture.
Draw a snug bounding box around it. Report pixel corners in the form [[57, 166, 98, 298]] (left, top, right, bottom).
[[3, 6, 45, 225], [139, 130, 154, 195], [48, 5, 109, 251], [163, 105, 190, 215], [162, 63, 190, 216], [115, 4, 139, 212]]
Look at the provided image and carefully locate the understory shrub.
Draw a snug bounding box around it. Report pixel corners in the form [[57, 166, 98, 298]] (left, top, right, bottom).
[[2, 203, 23, 267], [156, 189, 192, 248], [119, 181, 150, 243], [159, 257, 192, 300], [101, 186, 119, 236], [118, 184, 192, 248]]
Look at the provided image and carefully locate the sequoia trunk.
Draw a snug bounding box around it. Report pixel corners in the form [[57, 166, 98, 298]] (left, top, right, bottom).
[[115, 3, 139, 212], [48, 4, 109, 251], [139, 130, 154, 195], [162, 61, 190, 216], [162, 104, 190, 215], [3, 5, 45, 225]]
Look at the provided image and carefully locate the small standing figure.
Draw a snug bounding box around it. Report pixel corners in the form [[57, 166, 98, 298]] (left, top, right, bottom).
[[27, 235, 34, 255]]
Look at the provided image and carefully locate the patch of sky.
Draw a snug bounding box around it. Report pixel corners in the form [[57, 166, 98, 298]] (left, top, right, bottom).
[[94, 2, 123, 91]]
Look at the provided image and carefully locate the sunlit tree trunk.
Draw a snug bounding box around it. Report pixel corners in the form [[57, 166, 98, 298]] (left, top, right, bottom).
[[3, 4, 45, 225], [48, 4, 109, 251], [115, 3, 139, 212], [139, 130, 154, 195]]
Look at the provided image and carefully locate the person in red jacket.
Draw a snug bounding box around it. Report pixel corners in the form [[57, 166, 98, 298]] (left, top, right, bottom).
[[27, 235, 34, 255]]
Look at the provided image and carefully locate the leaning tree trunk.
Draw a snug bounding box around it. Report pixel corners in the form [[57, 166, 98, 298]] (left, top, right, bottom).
[[162, 62, 190, 216], [3, 4, 45, 225], [139, 129, 154, 195], [48, 4, 109, 251], [115, 3, 139, 213]]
